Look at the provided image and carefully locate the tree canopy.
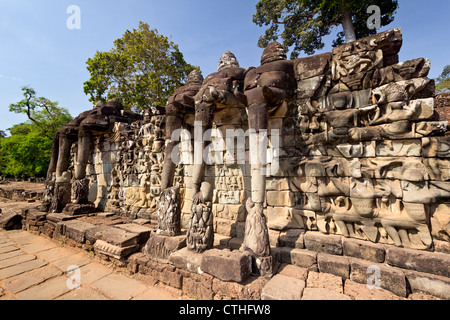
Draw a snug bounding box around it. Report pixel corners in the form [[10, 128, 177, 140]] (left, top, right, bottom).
[[0, 87, 72, 178], [253, 0, 399, 58], [9, 86, 73, 140], [436, 65, 450, 94], [83, 22, 199, 112]]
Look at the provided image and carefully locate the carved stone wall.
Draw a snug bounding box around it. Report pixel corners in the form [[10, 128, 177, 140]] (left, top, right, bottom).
[[282, 28, 449, 250], [62, 28, 448, 254], [435, 93, 450, 126]]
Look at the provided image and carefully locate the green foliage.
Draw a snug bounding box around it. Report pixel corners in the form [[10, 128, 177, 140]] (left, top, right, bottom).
[[0, 87, 72, 178], [253, 0, 399, 58], [436, 65, 450, 94], [0, 130, 52, 178], [84, 22, 199, 112], [9, 86, 73, 139]]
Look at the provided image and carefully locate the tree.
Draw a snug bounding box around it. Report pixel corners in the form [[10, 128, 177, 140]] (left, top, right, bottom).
[[84, 22, 199, 112], [9, 86, 73, 139], [0, 130, 53, 178], [253, 0, 399, 58], [0, 87, 72, 178], [436, 65, 450, 94]]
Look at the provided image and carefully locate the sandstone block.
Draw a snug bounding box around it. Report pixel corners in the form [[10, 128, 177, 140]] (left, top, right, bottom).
[[144, 232, 186, 263], [344, 279, 402, 300], [332, 28, 403, 57], [296, 76, 327, 99], [169, 247, 203, 274], [182, 272, 214, 300], [213, 204, 246, 222], [375, 139, 422, 157], [23, 209, 47, 221], [277, 264, 308, 281], [266, 191, 295, 207], [261, 274, 305, 300], [317, 253, 350, 279], [422, 136, 450, 158], [90, 225, 139, 248], [200, 249, 252, 283], [342, 238, 386, 263], [404, 270, 450, 300], [350, 258, 407, 297], [306, 271, 344, 293], [63, 220, 96, 243], [214, 218, 236, 237], [212, 276, 268, 300], [62, 203, 97, 216], [267, 178, 291, 191], [301, 288, 352, 300], [278, 229, 305, 249], [386, 246, 450, 278], [294, 52, 332, 81], [46, 213, 76, 223], [282, 248, 317, 269], [114, 223, 152, 244], [267, 207, 305, 231], [434, 240, 450, 255], [94, 239, 139, 260], [304, 232, 343, 255]]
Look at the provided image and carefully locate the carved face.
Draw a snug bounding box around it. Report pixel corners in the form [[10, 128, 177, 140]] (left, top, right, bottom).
[[94, 101, 105, 109], [186, 70, 204, 85], [106, 98, 123, 109], [218, 51, 239, 71], [260, 42, 287, 65], [143, 109, 151, 122]]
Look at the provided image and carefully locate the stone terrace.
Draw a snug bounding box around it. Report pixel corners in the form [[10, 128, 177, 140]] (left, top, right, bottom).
[[1, 206, 447, 300]]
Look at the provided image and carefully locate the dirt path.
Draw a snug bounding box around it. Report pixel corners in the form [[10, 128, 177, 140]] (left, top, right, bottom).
[[0, 181, 45, 193]]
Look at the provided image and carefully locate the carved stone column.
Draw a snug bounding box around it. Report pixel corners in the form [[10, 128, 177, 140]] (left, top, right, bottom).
[[187, 101, 216, 253], [187, 52, 245, 253], [158, 70, 202, 237], [49, 172, 72, 213], [240, 42, 296, 276], [56, 133, 72, 179]]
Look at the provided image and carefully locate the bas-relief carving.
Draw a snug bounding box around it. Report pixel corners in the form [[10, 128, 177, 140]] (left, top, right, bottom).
[[422, 137, 450, 158], [186, 51, 247, 253], [289, 160, 440, 249], [104, 106, 167, 218], [44, 28, 449, 257]]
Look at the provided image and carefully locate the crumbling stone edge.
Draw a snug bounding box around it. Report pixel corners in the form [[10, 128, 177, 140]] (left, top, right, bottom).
[[6, 211, 449, 300]]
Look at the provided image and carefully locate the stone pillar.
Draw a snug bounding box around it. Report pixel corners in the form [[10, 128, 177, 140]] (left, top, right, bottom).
[[56, 133, 72, 178], [240, 102, 272, 273], [157, 186, 181, 236], [187, 52, 245, 253], [187, 102, 216, 253], [73, 129, 92, 205], [47, 131, 60, 180], [75, 129, 91, 180], [49, 172, 72, 213], [240, 42, 296, 276]]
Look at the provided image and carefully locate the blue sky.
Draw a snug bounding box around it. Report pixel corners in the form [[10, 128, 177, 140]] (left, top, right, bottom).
[[1, 0, 449, 134]]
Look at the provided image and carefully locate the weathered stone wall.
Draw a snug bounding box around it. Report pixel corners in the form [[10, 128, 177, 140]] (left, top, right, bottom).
[[435, 92, 450, 125], [277, 27, 450, 251], [68, 28, 449, 254]]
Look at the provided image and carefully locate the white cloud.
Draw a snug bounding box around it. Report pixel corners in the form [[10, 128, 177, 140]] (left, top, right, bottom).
[[0, 74, 24, 82]]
